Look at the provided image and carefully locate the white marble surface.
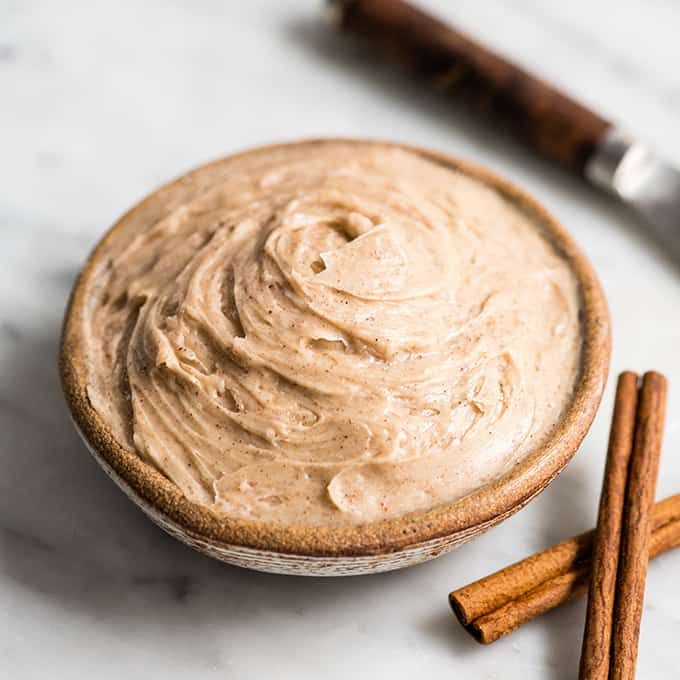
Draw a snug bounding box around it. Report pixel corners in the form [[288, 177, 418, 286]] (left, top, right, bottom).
[[1, 1, 679, 677]]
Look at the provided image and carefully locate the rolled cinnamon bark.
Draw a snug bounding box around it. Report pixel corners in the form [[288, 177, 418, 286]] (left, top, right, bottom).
[[607, 372, 667, 680], [455, 510, 680, 644], [450, 482, 679, 643], [450, 530, 594, 627], [578, 372, 640, 680]]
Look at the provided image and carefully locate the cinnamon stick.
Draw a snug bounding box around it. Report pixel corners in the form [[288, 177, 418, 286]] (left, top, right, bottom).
[[455, 509, 680, 644], [466, 566, 589, 644], [578, 372, 640, 680], [450, 530, 594, 627], [608, 371, 667, 680]]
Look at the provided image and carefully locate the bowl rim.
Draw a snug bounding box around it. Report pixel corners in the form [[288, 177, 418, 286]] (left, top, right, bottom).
[[59, 137, 611, 558]]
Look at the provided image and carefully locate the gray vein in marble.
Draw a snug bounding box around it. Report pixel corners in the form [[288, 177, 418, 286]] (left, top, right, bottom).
[[1, 519, 197, 604], [0, 524, 56, 555], [1, 321, 21, 342], [130, 575, 194, 603], [0, 44, 15, 61], [0, 395, 38, 426], [34, 151, 63, 169]]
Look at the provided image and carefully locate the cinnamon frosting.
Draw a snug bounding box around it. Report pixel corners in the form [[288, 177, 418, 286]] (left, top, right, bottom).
[[83, 141, 582, 525]]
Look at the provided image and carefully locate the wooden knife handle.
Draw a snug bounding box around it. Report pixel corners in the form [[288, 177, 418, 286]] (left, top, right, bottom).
[[331, 0, 611, 174]]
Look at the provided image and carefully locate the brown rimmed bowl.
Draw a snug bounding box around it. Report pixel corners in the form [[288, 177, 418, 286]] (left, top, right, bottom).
[[60, 139, 611, 576]]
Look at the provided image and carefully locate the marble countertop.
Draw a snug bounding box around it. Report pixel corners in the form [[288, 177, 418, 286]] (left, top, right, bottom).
[[1, 1, 679, 677]]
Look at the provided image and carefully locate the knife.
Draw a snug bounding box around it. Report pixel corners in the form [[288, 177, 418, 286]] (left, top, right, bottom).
[[326, 0, 680, 264]]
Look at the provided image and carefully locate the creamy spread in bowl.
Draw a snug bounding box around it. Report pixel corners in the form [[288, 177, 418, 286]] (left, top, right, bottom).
[[82, 141, 582, 526]]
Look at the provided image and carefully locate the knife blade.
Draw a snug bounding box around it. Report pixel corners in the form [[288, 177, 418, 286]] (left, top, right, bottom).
[[327, 0, 680, 264], [586, 128, 680, 263]]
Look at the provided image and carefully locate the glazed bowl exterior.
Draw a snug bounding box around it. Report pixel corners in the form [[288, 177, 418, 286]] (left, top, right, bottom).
[[60, 139, 610, 576]]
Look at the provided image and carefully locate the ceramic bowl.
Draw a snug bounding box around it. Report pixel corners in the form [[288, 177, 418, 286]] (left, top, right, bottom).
[[60, 139, 610, 576]]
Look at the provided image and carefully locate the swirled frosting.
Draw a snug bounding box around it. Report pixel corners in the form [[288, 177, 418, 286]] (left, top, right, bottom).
[[83, 141, 581, 525]]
